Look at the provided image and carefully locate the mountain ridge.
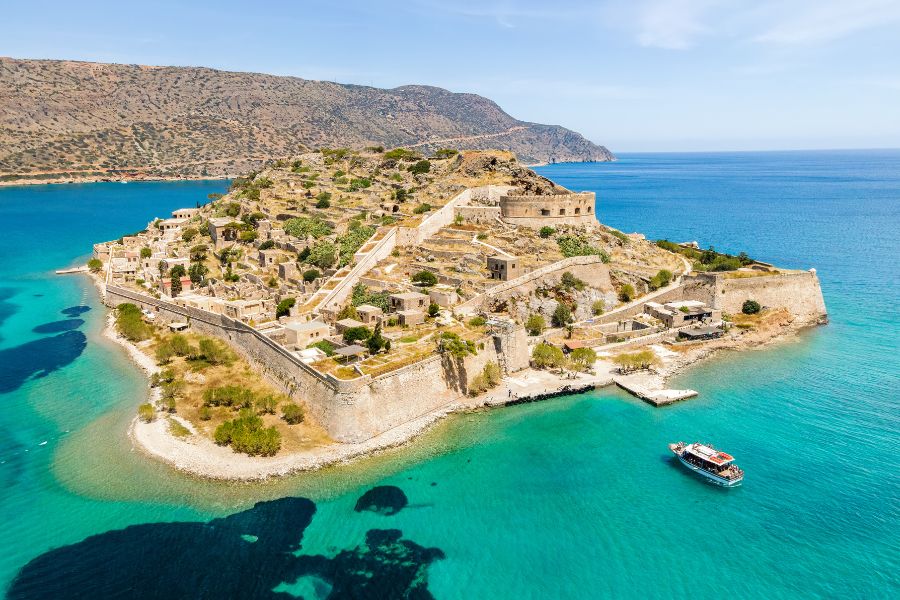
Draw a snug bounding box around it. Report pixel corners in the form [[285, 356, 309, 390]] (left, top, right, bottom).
[[0, 57, 614, 183]]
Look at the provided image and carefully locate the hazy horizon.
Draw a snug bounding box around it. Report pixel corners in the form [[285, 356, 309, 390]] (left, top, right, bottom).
[[6, 0, 900, 153]]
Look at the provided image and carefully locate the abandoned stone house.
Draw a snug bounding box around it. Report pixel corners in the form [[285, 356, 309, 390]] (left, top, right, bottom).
[[171, 208, 199, 220], [389, 291, 429, 312], [644, 300, 723, 328], [487, 255, 522, 281]]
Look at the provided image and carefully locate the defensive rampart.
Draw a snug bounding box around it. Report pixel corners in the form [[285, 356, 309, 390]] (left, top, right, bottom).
[[500, 193, 597, 228]]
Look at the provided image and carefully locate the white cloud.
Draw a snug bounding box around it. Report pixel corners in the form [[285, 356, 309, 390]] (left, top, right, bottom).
[[754, 0, 900, 45], [633, 0, 723, 49]]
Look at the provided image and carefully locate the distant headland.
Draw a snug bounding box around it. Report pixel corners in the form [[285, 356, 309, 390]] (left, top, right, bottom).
[[0, 57, 613, 186]]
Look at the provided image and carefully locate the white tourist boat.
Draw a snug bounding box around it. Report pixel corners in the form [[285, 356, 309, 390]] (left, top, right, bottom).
[[669, 441, 744, 486]]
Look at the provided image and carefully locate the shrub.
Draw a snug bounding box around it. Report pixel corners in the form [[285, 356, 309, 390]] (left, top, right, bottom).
[[560, 271, 585, 291], [570, 347, 598, 370], [214, 409, 281, 456], [258, 240, 275, 250], [592, 300, 605, 316], [525, 314, 546, 336], [539, 226, 555, 239], [307, 339, 336, 356], [140, 247, 152, 258], [343, 326, 372, 344], [649, 269, 673, 290], [383, 148, 420, 161], [367, 323, 390, 354], [188, 262, 208, 285], [276, 297, 296, 318], [181, 227, 198, 243], [532, 343, 566, 369], [138, 403, 156, 423], [351, 283, 391, 312], [413, 203, 432, 214], [87, 258, 103, 272], [315, 192, 332, 208], [349, 178, 372, 192], [255, 394, 279, 415], [337, 304, 360, 321], [557, 234, 610, 262], [742, 299, 761, 315], [239, 230, 258, 242], [336, 223, 376, 267], [203, 385, 255, 408], [433, 148, 458, 159], [194, 338, 232, 366], [618, 284, 635, 303], [283, 217, 333, 239], [408, 160, 431, 174], [439, 332, 476, 358], [412, 270, 438, 286], [302, 268, 320, 282], [427, 302, 440, 317], [282, 403, 305, 425], [115, 303, 150, 342], [155, 342, 175, 365], [307, 241, 337, 269], [468, 316, 486, 327], [552, 303, 573, 327]]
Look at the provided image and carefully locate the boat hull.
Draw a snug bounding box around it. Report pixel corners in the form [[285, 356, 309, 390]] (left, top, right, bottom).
[[674, 453, 743, 487]]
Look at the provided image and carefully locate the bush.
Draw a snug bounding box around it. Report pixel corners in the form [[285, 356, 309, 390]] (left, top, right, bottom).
[[282, 403, 305, 424], [367, 323, 390, 354], [283, 217, 333, 239], [239, 230, 258, 242], [560, 271, 585, 291], [155, 342, 175, 365], [413, 203, 432, 214], [138, 403, 156, 423], [618, 284, 635, 303], [384, 148, 420, 161], [412, 270, 438, 286], [315, 192, 332, 209], [214, 409, 281, 456], [307, 241, 337, 269], [181, 228, 198, 243], [203, 385, 255, 408], [276, 297, 296, 318], [570, 347, 598, 370], [194, 338, 232, 366], [255, 394, 279, 415], [343, 326, 372, 344], [439, 332, 476, 358], [467, 362, 501, 396], [742, 299, 761, 315], [592, 300, 605, 316], [552, 304, 573, 327], [433, 148, 458, 159], [336, 223, 376, 267], [408, 160, 431, 174], [525, 314, 546, 336], [302, 268, 320, 282], [115, 303, 151, 342], [649, 269, 673, 291], [557, 234, 610, 262], [468, 316, 486, 327], [87, 258, 103, 272], [539, 226, 555, 239], [259, 240, 275, 250], [307, 339, 336, 356], [140, 247, 152, 258], [427, 302, 440, 317], [532, 343, 566, 369], [349, 178, 372, 191], [198, 406, 212, 421], [337, 304, 360, 320]]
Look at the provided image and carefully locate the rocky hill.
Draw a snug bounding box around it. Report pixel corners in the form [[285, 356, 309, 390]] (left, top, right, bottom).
[[0, 57, 614, 183]]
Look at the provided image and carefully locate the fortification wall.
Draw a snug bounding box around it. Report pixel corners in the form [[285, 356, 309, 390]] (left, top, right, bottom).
[[318, 227, 397, 313], [721, 270, 827, 321], [500, 193, 597, 228], [105, 285, 456, 442], [454, 205, 501, 225]]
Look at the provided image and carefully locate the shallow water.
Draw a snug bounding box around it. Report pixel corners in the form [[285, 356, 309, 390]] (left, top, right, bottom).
[[1, 152, 899, 598]]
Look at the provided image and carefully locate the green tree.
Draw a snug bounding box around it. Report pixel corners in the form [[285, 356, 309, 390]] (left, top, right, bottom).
[[87, 258, 103, 272], [169, 334, 193, 356], [343, 326, 372, 344], [140, 247, 152, 258], [188, 262, 208, 285], [413, 202, 432, 214], [427, 302, 440, 317], [649, 269, 673, 290], [255, 394, 279, 415], [613, 350, 660, 374], [531, 343, 566, 369], [181, 227, 198, 243], [337, 304, 360, 320], [570, 347, 598, 370], [276, 297, 296, 318], [307, 241, 337, 269], [412, 270, 438, 286], [408, 160, 431, 174], [138, 403, 156, 423], [302, 268, 320, 282], [525, 314, 546, 336], [552, 303, 573, 327], [539, 226, 555, 239], [560, 271, 585, 291], [742, 299, 761, 315], [618, 284, 635, 303], [155, 341, 175, 365], [367, 323, 389, 354], [592, 300, 605, 315], [170, 276, 183, 297]]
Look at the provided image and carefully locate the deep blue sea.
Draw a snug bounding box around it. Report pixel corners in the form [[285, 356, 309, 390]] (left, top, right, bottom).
[[0, 151, 898, 599]]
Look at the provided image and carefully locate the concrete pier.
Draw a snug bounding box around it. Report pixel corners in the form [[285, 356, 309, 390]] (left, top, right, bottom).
[[614, 375, 698, 406]]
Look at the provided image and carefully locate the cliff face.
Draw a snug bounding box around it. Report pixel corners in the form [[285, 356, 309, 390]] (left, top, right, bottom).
[[0, 58, 614, 182]]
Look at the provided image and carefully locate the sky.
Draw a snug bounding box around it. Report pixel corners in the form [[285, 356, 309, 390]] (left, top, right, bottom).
[[4, 0, 900, 152]]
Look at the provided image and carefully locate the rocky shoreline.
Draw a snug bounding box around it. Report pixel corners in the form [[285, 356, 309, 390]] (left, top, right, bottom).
[[0, 174, 230, 187]]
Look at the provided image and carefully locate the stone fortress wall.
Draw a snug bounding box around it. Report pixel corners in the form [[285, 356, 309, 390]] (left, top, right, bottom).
[[499, 192, 597, 228], [105, 285, 456, 443]]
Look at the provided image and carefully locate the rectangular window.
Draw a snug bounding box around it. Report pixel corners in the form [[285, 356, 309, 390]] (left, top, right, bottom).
[[559, 209, 566, 215]]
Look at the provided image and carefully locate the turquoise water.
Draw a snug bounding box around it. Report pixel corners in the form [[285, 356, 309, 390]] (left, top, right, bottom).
[[1, 152, 899, 598]]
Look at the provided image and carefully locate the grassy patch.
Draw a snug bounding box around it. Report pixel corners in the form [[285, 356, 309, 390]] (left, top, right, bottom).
[[168, 418, 191, 438]]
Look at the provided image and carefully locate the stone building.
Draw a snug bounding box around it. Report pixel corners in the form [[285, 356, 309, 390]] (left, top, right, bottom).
[[283, 320, 331, 348], [208, 217, 238, 248], [499, 192, 597, 228], [171, 208, 199, 220], [644, 300, 722, 328], [357, 304, 383, 325], [389, 291, 429, 312], [397, 310, 425, 326], [428, 286, 458, 307], [258, 249, 279, 268], [487, 255, 522, 281]]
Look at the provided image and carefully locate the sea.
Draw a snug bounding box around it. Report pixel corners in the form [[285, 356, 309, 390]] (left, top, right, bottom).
[[0, 150, 897, 598]]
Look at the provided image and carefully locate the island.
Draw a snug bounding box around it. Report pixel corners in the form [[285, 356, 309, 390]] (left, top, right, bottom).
[[86, 147, 827, 479]]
